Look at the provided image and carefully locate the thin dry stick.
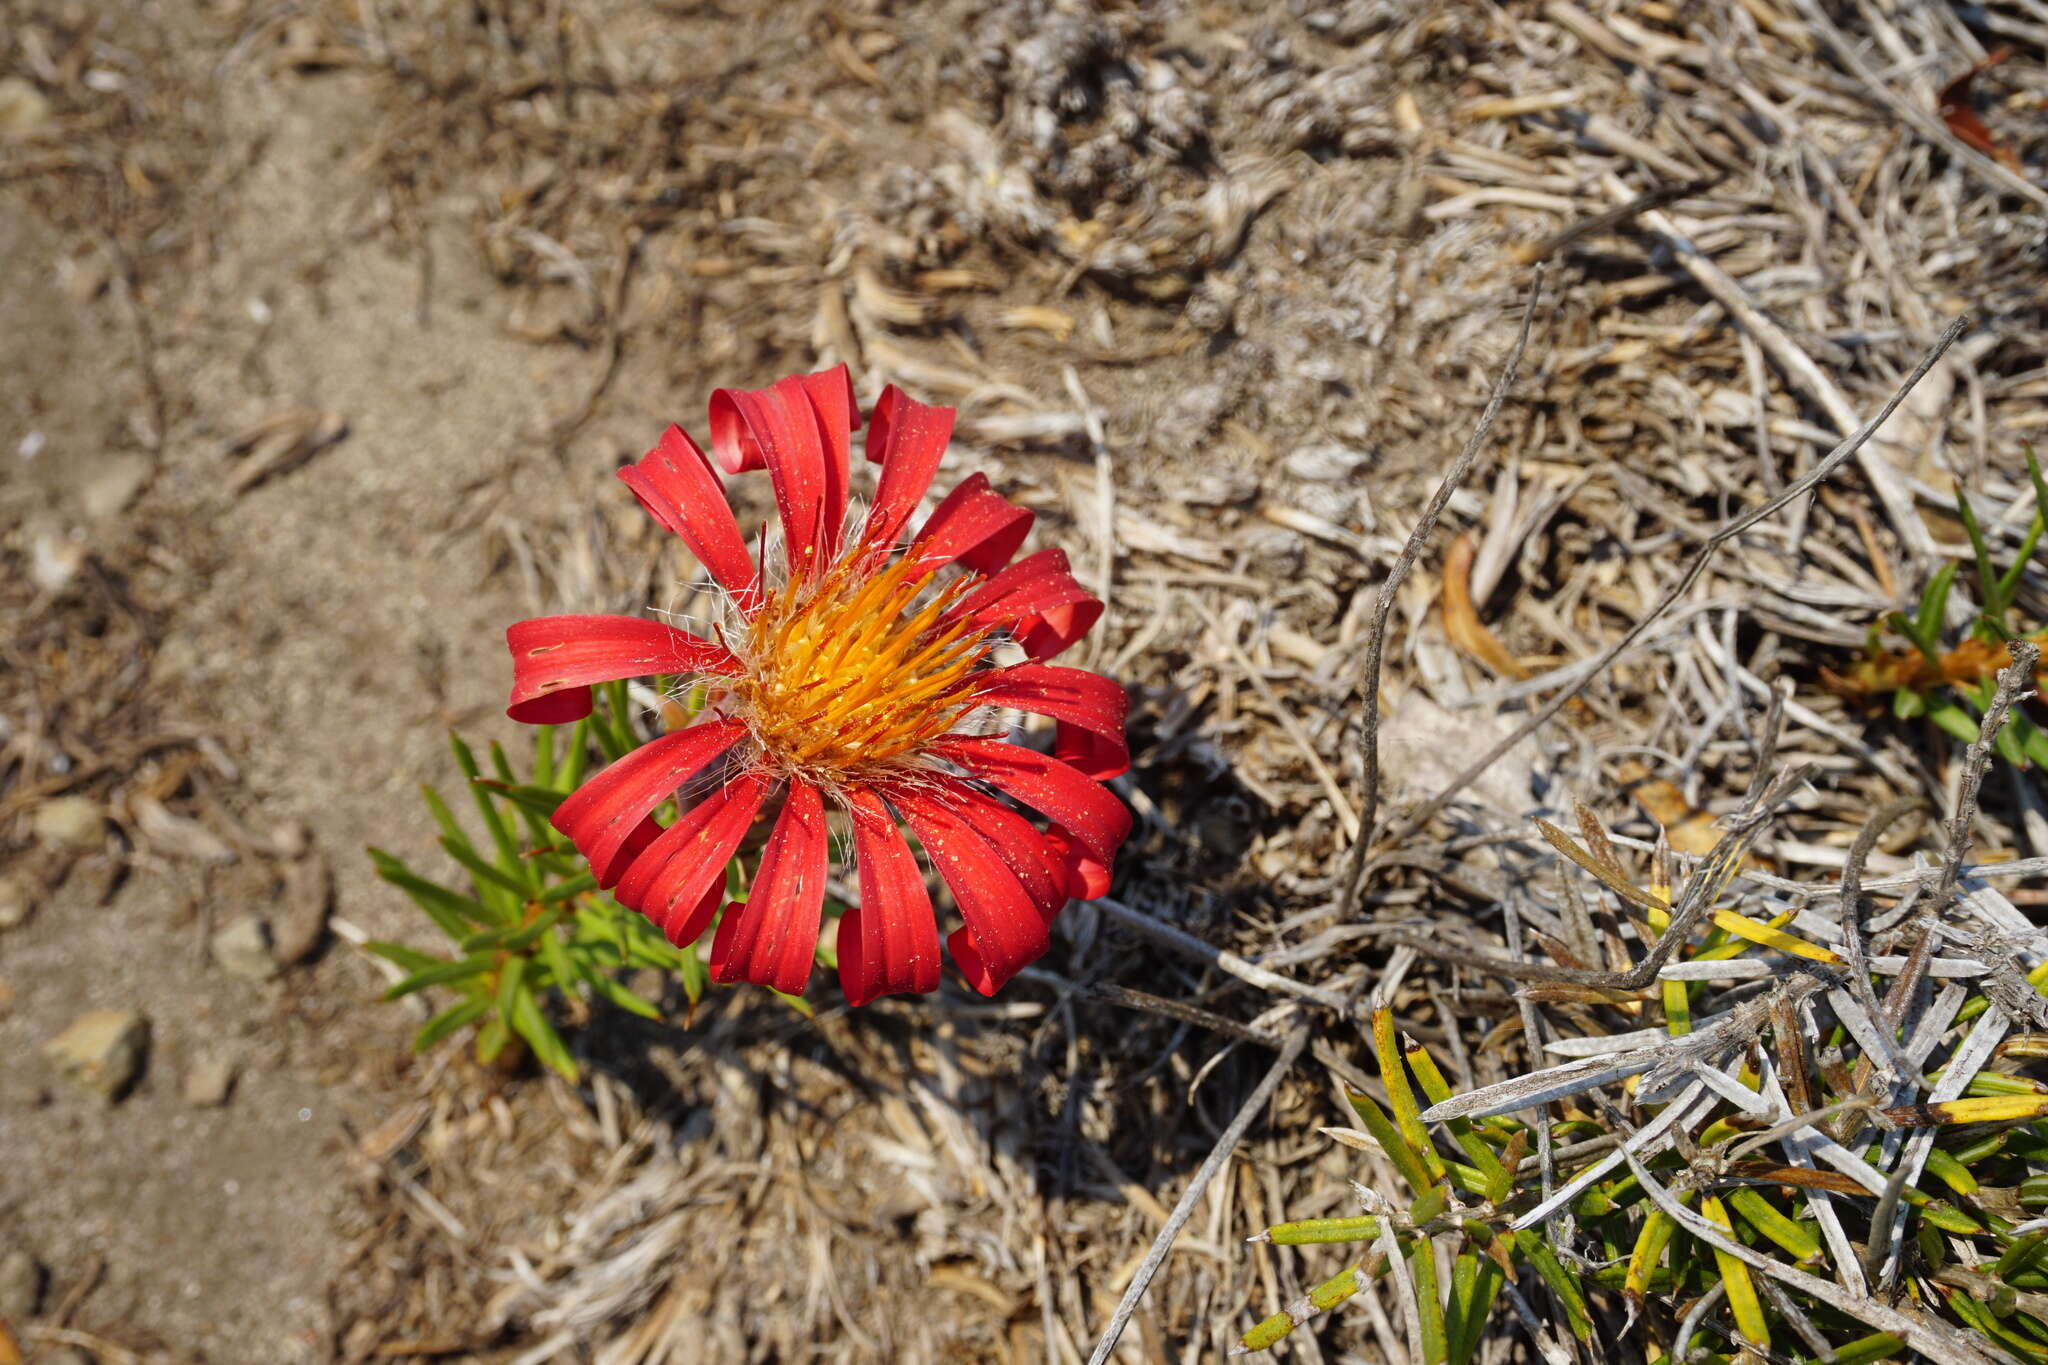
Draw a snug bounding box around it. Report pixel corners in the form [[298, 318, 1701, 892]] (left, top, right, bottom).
[[1341, 269, 1546, 915], [1094, 897, 1350, 1010], [1085, 1022, 1311, 1365], [1368, 316, 1969, 858], [1934, 639, 2039, 909]]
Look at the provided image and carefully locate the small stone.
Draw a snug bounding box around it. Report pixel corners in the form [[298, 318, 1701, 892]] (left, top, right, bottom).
[[271, 856, 331, 966], [0, 873, 32, 930], [0, 1248, 42, 1320], [210, 913, 278, 979], [27, 528, 86, 593], [30, 795, 104, 852], [269, 819, 311, 859], [1284, 442, 1370, 482], [184, 1055, 237, 1107], [0, 77, 51, 137], [44, 1009, 150, 1101], [76, 453, 153, 520]]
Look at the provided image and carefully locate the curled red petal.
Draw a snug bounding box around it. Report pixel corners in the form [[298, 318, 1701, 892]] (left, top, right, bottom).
[[550, 719, 746, 888], [709, 781, 828, 995], [943, 547, 1103, 660], [839, 789, 941, 1006], [973, 663, 1130, 779], [930, 735, 1130, 873], [894, 786, 1050, 997], [708, 368, 856, 577], [909, 473, 1033, 576], [613, 770, 773, 945], [943, 782, 1066, 920], [1043, 824, 1112, 900], [505, 615, 740, 724], [616, 425, 761, 610], [858, 386, 957, 553]]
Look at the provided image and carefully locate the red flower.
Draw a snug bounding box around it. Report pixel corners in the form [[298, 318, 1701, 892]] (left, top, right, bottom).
[[504, 366, 1130, 1004]]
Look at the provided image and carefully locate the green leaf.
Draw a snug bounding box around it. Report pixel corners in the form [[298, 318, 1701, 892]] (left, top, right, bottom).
[[440, 834, 534, 904], [510, 988, 578, 1081], [1346, 1088, 1434, 1196], [370, 848, 493, 939], [1373, 1010, 1444, 1182], [1446, 1254, 1502, 1365], [677, 941, 708, 1008], [586, 968, 665, 1021], [1956, 481, 2007, 627], [382, 953, 495, 1000], [537, 872, 597, 905], [495, 953, 528, 1023], [1893, 687, 1929, 720], [451, 733, 525, 878], [1726, 1186, 1821, 1263], [364, 939, 449, 973], [532, 723, 558, 789], [559, 717, 593, 790], [475, 780, 570, 821], [1409, 1234, 1449, 1365], [1929, 700, 1985, 746], [1911, 562, 1959, 660], [419, 785, 474, 859], [414, 996, 492, 1051], [459, 905, 566, 954], [1513, 1230, 1592, 1340], [476, 1013, 512, 1065], [1263, 1217, 1381, 1246]]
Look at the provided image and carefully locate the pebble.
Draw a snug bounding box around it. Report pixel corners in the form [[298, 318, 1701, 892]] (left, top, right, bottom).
[[184, 1054, 237, 1108], [0, 873, 32, 930], [0, 76, 51, 136], [44, 1009, 150, 1101], [210, 913, 279, 979], [270, 856, 331, 966], [76, 453, 153, 520], [29, 796, 105, 852], [0, 1248, 42, 1320], [1284, 442, 1370, 482]]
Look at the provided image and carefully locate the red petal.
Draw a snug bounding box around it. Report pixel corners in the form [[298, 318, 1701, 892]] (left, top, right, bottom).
[[894, 786, 1050, 996], [972, 664, 1130, 779], [945, 785, 1066, 920], [839, 789, 941, 1006], [709, 781, 829, 995], [616, 426, 762, 610], [1043, 824, 1112, 899], [909, 473, 1033, 576], [943, 547, 1103, 660], [930, 735, 1130, 872], [612, 770, 773, 945], [506, 615, 740, 724], [550, 720, 746, 888], [709, 367, 856, 577], [858, 386, 957, 553]]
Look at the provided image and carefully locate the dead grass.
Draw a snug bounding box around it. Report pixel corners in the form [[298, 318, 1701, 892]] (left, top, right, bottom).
[[7, 0, 2048, 1360]]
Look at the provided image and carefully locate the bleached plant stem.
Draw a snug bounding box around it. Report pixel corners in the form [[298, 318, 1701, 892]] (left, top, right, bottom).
[[1084, 1023, 1310, 1365], [1341, 269, 1545, 914]]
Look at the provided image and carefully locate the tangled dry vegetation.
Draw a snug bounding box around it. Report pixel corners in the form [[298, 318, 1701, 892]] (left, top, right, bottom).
[[9, 0, 2048, 1360]]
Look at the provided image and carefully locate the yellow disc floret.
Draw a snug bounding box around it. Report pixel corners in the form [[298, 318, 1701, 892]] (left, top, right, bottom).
[[729, 555, 995, 784]]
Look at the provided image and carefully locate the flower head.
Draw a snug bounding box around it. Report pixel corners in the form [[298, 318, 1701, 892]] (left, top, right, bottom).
[[504, 366, 1129, 1003]]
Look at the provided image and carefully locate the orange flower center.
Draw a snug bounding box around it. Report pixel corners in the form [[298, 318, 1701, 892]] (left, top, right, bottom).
[[729, 555, 995, 782]]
